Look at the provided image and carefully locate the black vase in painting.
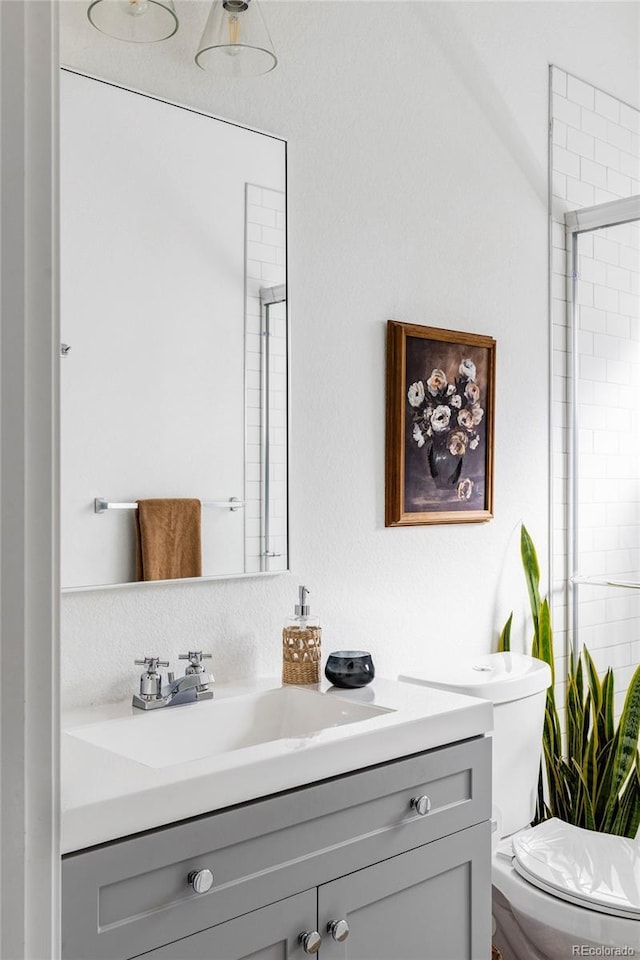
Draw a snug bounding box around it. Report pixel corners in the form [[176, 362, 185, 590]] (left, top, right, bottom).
[[428, 441, 463, 490]]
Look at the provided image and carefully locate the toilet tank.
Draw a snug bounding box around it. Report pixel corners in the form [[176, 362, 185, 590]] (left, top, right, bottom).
[[400, 653, 552, 838]]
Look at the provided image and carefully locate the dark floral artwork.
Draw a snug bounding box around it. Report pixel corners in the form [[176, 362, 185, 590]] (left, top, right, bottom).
[[385, 322, 495, 526], [405, 339, 489, 512]]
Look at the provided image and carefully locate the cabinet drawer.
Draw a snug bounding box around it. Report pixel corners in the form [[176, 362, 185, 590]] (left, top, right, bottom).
[[62, 737, 490, 960]]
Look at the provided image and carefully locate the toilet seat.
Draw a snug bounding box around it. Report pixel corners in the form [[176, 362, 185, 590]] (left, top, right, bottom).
[[512, 818, 640, 921], [493, 849, 640, 955]]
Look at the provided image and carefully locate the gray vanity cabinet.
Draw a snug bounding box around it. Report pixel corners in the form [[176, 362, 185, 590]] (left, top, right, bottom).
[[132, 891, 316, 960], [135, 824, 488, 960], [62, 738, 491, 960], [317, 823, 489, 960]]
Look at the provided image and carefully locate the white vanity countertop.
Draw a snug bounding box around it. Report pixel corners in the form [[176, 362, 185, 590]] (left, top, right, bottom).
[[61, 677, 492, 854]]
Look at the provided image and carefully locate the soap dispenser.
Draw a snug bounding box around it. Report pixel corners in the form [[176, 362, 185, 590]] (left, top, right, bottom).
[[282, 585, 322, 684]]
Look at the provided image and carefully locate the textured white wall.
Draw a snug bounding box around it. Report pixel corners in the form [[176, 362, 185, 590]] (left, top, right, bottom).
[[59, 2, 640, 710]]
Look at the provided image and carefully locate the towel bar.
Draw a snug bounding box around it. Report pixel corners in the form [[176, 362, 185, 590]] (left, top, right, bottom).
[[570, 574, 640, 590], [94, 497, 245, 514]]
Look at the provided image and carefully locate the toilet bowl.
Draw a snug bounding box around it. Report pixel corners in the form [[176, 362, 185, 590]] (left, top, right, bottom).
[[400, 653, 640, 960]]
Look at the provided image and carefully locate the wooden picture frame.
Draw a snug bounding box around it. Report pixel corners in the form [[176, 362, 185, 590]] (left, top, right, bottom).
[[386, 320, 495, 526]]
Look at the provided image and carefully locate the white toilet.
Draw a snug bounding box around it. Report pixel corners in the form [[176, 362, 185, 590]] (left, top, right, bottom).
[[400, 652, 640, 959]]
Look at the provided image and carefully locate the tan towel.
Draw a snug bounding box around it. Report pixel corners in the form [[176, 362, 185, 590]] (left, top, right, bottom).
[[135, 499, 202, 581]]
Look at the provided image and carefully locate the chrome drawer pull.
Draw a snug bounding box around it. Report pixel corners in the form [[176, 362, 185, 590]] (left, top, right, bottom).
[[298, 930, 322, 954], [327, 919, 350, 942], [188, 868, 214, 894], [410, 795, 431, 816]]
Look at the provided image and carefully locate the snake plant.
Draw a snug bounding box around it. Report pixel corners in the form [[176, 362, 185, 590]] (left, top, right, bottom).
[[499, 524, 640, 838]]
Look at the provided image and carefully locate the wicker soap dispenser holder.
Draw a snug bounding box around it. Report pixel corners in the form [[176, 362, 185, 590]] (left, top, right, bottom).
[[282, 585, 322, 684]]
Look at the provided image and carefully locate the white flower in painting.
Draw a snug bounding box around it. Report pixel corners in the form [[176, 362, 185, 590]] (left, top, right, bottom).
[[446, 383, 456, 396], [465, 381, 480, 404], [448, 431, 467, 456], [457, 408, 474, 430], [470, 436, 480, 450], [459, 358, 476, 380], [450, 394, 462, 409], [471, 405, 484, 426], [426, 369, 448, 396], [408, 381, 426, 407], [457, 478, 474, 501], [431, 405, 451, 433], [413, 424, 426, 448]]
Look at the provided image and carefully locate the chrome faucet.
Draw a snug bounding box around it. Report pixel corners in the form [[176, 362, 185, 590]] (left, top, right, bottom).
[[132, 652, 214, 710]]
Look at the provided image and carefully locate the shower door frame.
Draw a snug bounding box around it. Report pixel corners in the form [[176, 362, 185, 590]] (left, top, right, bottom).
[[565, 194, 640, 661]]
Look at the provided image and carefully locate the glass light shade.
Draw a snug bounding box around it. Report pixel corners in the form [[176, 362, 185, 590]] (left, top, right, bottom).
[[87, 0, 178, 43], [195, 0, 277, 77]]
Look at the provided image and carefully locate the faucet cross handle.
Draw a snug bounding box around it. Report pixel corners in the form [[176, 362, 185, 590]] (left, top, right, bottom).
[[178, 651, 212, 673], [135, 657, 170, 672]]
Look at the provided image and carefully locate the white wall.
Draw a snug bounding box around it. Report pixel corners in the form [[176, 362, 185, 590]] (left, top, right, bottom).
[[59, 2, 640, 710]]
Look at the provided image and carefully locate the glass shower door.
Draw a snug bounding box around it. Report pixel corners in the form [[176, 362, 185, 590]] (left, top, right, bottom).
[[566, 197, 640, 716]]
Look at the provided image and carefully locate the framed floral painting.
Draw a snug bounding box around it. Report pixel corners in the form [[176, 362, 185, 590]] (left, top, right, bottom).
[[385, 320, 496, 525]]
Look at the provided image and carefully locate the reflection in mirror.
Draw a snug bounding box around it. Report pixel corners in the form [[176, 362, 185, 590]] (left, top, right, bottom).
[[60, 69, 288, 589]]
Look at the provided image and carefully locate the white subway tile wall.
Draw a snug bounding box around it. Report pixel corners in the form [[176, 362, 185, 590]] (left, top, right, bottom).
[[245, 184, 287, 574], [551, 67, 639, 715]]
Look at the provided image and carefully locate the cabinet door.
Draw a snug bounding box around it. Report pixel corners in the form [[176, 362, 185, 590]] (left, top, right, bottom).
[[134, 890, 316, 960], [318, 822, 491, 960]]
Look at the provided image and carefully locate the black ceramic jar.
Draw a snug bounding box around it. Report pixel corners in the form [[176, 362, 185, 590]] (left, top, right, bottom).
[[324, 651, 375, 689]]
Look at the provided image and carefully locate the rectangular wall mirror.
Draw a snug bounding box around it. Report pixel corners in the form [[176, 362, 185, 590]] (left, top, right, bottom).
[[60, 69, 288, 590]]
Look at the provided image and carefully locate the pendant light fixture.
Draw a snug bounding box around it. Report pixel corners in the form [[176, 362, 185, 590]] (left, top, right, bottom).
[[87, 0, 178, 43], [195, 0, 277, 77]]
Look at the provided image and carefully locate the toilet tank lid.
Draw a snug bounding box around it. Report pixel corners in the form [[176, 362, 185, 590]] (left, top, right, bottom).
[[399, 652, 552, 704]]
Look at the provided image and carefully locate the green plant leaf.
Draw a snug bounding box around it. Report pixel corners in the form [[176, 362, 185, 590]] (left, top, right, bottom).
[[612, 753, 640, 839], [580, 684, 591, 760], [520, 525, 541, 638], [601, 669, 615, 745], [575, 650, 584, 706], [566, 674, 583, 763], [583, 700, 599, 802], [537, 599, 554, 684], [543, 692, 572, 822], [603, 665, 640, 832], [572, 655, 589, 759], [559, 757, 579, 824], [544, 747, 570, 820], [498, 612, 513, 653], [566, 655, 587, 768], [595, 732, 619, 825], [584, 647, 602, 717], [571, 758, 596, 831], [533, 766, 546, 826], [544, 688, 563, 768]]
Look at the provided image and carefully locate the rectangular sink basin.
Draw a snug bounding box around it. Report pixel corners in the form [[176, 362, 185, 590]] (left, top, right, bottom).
[[66, 686, 392, 768]]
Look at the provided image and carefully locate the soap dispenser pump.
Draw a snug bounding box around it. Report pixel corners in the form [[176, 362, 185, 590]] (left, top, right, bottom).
[[282, 585, 322, 685]]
